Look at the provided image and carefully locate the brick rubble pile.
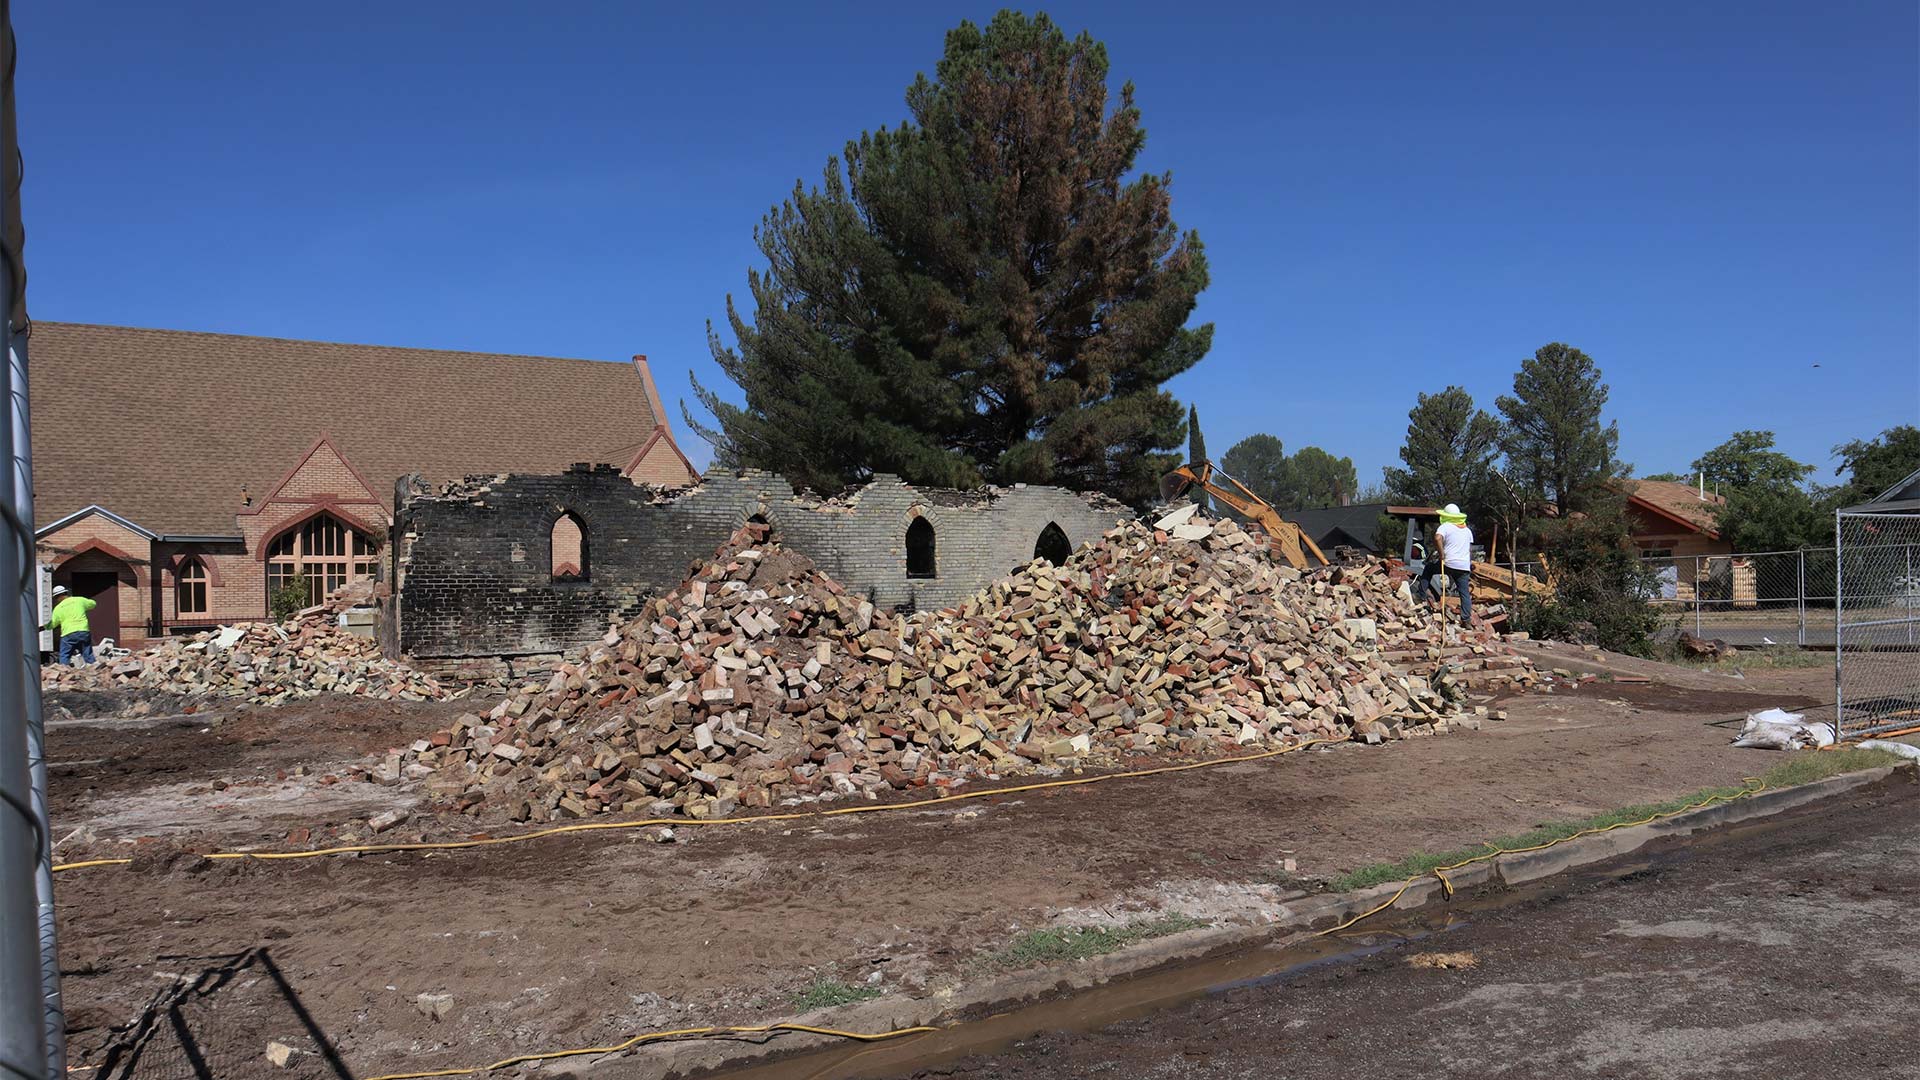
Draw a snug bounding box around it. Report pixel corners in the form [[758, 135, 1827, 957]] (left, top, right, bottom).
[[42, 605, 455, 704], [401, 507, 1540, 823]]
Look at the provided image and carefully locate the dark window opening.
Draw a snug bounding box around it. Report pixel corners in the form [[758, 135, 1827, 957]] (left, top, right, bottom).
[[551, 513, 588, 582], [176, 556, 209, 616], [906, 517, 936, 579], [1034, 522, 1071, 567]]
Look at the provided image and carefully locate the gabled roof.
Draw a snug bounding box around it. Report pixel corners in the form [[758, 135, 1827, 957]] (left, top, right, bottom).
[[29, 322, 697, 535], [33, 504, 157, 541], [1839, 466, 1920, 514], [1286, 503, 1401, 554], [1619, 479, 1724, 537]]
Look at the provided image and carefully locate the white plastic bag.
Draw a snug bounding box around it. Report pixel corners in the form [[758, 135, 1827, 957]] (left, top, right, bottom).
[[1857, 739, 1920, 763], [1731, 708, 1835, 750]]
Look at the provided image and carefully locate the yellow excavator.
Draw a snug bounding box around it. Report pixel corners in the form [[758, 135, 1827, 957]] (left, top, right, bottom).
[[1160, 460, 1329, 570]]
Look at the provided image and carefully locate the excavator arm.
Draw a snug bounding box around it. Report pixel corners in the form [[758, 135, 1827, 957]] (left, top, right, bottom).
[[1161, 461, 1328, 569]]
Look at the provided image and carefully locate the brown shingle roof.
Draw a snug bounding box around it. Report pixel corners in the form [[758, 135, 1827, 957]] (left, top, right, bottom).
[[30, 322, 686, 536], [1620, 479, 1724, 536]]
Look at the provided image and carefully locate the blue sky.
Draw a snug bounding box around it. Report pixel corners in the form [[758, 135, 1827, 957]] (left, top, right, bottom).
[[16, 1, 1918, 488]]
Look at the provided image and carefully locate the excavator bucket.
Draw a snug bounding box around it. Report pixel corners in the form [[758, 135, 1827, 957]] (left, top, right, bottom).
[[1158, 467, 1198, 503]]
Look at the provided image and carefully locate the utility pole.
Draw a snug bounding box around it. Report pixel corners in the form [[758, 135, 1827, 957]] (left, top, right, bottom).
[[0, 3, 59, 1075]]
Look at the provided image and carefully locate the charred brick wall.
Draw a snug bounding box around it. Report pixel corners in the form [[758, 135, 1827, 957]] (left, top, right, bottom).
[[393, 466, 1132, 661]]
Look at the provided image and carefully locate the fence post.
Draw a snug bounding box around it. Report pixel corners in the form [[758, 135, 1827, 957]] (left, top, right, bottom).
[[1796, 549, 1806, 648], [1834, 513, 1844, 740], [1908, 543, 1915, 647], [1693, 555, 1702, 639]]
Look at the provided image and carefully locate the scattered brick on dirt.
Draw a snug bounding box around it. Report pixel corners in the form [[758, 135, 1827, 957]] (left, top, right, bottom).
[[42, 593, 458, 704], [400, 509, 1541, 823]]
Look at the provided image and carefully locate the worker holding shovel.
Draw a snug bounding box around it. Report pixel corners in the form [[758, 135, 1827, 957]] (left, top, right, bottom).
[[1433, 504, 1474, 626]]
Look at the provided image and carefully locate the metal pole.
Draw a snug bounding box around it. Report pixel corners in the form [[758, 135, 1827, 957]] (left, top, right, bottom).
[[1907, 544, 1914, 648], [9, 326, 59, 1075], [1693, 555, 1702, 639], [1834, 513, 1844, 741], [1797, 549, 1805, 648], [0, 200, 49, 1080]]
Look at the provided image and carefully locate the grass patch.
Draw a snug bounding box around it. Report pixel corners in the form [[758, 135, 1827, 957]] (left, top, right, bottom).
[[789, 977, 881, 1011], [1327, 747, 1906, 893], [989, 914, 1208, 969]]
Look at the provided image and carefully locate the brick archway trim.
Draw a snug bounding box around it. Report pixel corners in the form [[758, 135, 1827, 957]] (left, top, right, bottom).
[[255, 504, 386, 561], [53, 539, 150, 586]]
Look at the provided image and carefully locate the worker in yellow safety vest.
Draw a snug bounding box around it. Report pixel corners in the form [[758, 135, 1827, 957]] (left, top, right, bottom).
[[43, 584, 97, 665]]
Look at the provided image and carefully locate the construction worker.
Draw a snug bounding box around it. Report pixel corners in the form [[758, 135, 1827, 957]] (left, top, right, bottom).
[[43, 583, 97, 665], [1434, 504, 1474, 626]]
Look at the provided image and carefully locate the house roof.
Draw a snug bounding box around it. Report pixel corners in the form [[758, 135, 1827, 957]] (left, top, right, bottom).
[[29, 322, 694, 536], [1838, 466, 1920, 514], [1286, 503, 1402, 554], [1619, 479, 1724, 537]]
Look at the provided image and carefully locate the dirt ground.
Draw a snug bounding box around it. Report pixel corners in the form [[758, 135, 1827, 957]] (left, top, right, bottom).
[[46, 643, 1857, 1079], [917, 770, 1920, 1080]]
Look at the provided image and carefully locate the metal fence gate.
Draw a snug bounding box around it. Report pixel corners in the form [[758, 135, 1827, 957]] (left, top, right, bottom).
[[1835, 511, 1920, 739]]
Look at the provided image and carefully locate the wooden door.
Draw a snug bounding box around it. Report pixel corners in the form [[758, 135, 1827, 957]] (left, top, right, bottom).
[[68, 571, 119, 643]]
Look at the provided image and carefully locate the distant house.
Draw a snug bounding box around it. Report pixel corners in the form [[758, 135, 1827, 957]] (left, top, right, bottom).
[[1619, 479, 1733, 559], [1286, 503, 1438, 560], [1618, 479, 1748, 605], [1839, 466, 1920, 513], [31, 323, 699, 646]]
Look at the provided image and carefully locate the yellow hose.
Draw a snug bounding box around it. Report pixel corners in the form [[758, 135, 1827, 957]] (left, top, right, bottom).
[[53, 737, 1347, 873], [355, 774, 1776, 1080]]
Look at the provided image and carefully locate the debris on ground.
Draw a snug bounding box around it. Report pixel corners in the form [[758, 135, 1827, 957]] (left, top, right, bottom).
[[41, 591, 457, 704], [399, 511, 1542, 823], [1677, 631, 1739, 661], [1407, 950, 1478, 969], [1730, 708, 1835, 750]]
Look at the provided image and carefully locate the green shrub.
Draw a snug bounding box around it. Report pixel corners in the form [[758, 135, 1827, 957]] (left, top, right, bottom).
[[268, 577, 312, 621]]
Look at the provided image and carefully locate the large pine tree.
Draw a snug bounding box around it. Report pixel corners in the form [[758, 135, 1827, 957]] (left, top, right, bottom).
[[1383, 386, 1501, 514], [693, 11, 1211, 503], [1497, 343, 1620, 515]]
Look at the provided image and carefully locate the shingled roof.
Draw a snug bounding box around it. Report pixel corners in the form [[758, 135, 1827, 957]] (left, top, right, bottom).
[[29, 322, 690, 536], [1620, 479, 1724, 536]]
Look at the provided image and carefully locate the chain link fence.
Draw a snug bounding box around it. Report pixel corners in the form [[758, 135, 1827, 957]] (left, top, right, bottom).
[[1835, 512, 1920, 740], [1634, 549, 1848, 647]]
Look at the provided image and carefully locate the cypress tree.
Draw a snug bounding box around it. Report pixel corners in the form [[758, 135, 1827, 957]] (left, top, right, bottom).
[[1187, 404, 1208, 510], [692, 11, 1211, 504]]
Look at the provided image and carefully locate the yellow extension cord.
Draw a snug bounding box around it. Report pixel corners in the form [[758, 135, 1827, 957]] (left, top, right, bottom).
[[52, 737, 1348, 873], [357, 775, 1774, 1080], [55, 735, 1782, 1079]]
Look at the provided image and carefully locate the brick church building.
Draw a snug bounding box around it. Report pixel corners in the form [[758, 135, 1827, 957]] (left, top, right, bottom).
[[30, 322, 698, 647]]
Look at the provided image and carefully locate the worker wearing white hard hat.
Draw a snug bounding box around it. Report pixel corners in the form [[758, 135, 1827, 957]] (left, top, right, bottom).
[[1433, 504, 1474, 626], [43, 583, 99, 665]]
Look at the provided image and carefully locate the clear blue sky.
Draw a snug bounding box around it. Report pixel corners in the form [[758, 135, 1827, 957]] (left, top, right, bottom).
[[16, 1, 1918, 489]]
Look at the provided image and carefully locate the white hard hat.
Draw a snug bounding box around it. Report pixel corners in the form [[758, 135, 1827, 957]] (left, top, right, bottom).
[[51, 584, 68, 596], [1443, 503, 1461, 516]]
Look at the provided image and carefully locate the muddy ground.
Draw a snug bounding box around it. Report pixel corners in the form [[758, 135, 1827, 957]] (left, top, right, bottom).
[[47, 643, 1855, 1079], [917, 771, 1920, 1080]]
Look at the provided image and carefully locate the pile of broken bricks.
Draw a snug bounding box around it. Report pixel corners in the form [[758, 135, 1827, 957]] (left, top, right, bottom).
[[42, 605, 458, 704], [395, 505, 1542, 825]]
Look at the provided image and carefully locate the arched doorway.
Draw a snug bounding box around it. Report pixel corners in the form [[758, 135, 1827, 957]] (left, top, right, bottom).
[[550, 512, 588, 582], [1034, 522, 1071, 567]]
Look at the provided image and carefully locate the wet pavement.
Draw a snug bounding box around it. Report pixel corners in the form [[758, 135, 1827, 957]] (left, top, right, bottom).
[[890, 771, 1919, 1080]]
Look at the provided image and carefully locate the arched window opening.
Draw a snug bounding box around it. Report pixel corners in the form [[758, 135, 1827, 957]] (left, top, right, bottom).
[[906, 517, 937, 579], [1034, 522, 1071, 567], [267, 513, 377, 603], [551, 513, 588, 582], [176, 557, 209, 617]]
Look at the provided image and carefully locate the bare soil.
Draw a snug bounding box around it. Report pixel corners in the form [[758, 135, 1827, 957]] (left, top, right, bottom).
[[916, 771, 1920, 1080], [48, 647, 1840, 1079]]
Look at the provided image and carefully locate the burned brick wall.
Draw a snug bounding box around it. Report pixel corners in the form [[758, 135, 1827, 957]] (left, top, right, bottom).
[[393, 467, 1133, 663]]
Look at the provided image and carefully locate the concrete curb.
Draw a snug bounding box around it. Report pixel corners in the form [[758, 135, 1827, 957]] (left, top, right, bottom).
[[582, 764, 1908, 1079]]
